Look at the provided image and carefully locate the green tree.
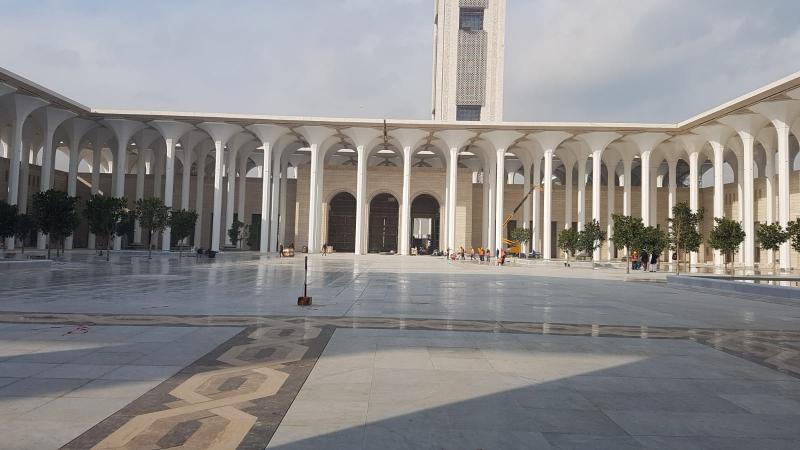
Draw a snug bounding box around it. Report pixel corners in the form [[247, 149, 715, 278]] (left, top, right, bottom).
[[788, 219, 800, 260], [756, 222, 788, 271], [708, 217, 745, 276], [668, 202, 704, 275], [13, 214, 37, 254], [31, 189, 80, 258], [169, 209, 199, 259], [134, 197, 169, 259], [0, 201, 18, 250], [228, 219, 246, 249], [636, 226, 669, 270], [84, 195, 128, 261], [612, 214, 644, 274], [577, 219, 606, 260], [558, 227, 579, 266], [247, 220, 261, 250], [116, 209, 136, 248], [509, 227, 532, 256]]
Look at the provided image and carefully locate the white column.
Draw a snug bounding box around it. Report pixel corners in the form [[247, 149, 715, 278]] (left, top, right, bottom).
[[542, 151, 553, 259], [308, 144, 321, 252], [591, 154, 602, 261], [296, 126, 337, 253], [712, 142, 724, 266], [260, 146, 272, 253], [278, 167, 288, 246], [564, 164, 573, 229], [87, 145, 102, 250], [765, 148, 775, 266], [355, 144, 368, 254], [18, 144, 31, 213], [134, 152, 146, 243], [450, 146, 460, 250], [606, 161, 617, 261], [640, 151, 652, 227], [388, 129, 427, 254], [194, 154, 207, 248], [269, 162, 282, 251], [236, 155, 248, 227], [161, 137, 178, 250], [521, 167, 531, 255], [650, 164, 658, 227], [736, 153, 745, 266], [152, 153, 163, 199], [494, 148, 506, 251], [623, 158, 632, 217], [400, 145, 412, 255], [180, 149, 193, 210], [689, 151, 700, 266], [775, 125, 791, 270], [212, 140, 225, 251], [246, 124, 289, 253], [667, 159, 677, 261], [577, 158, 586, 231], [6, 95, 49, 216], [531, 158, 541, 253], [486, 165, 496, 251], [225, 149, 238, 247]]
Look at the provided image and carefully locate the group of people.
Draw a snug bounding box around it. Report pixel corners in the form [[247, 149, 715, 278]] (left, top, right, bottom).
[[630, 248, 660, 272], [445, 246, 508, 266]]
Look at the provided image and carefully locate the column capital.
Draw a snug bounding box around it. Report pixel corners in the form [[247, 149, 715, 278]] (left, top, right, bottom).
[[197, 122, 243, 145], [625, 132, 669, 156], [529, 131, 571, 153], [149, 120, 194, 142], [718, 113, 768, 142], [435, 129, 476, 151], [246, 124, 290, 148], [389, 128, 428, 150], [576, 131, 621, 157]]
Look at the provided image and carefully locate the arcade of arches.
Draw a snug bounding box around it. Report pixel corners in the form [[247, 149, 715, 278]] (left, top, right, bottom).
[[2, 68, 800, 271]]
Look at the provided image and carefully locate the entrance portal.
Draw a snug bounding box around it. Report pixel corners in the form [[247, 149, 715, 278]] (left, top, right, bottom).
[[410, 194, 440, 254], [327, 192, 356, 252], [368, 193, 399, 253]]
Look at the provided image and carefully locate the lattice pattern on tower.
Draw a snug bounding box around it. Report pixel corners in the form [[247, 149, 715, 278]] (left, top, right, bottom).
[[459, 0, 489, 7], [456, 30, 487, 105]]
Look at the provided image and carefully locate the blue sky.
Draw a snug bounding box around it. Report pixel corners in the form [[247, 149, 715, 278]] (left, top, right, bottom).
[[2, 0, 799, 123]]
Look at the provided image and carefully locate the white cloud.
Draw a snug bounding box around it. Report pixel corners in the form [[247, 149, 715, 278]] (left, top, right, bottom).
[[0, 0, 797, 123]]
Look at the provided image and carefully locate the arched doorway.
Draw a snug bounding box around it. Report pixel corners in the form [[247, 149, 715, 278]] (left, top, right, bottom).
[[368, 193, 399, 253], [410, 194, 440, 254], [327, 192, 356, 252]]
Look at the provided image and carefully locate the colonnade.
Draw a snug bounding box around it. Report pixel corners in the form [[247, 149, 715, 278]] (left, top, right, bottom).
[[2, 75, 800, 270]]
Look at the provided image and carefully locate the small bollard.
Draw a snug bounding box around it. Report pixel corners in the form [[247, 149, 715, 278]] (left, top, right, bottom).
[[298, 255, 312, 306]]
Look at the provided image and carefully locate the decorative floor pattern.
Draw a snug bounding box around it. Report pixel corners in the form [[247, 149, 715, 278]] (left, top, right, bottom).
[[0, 312, 796, 449]]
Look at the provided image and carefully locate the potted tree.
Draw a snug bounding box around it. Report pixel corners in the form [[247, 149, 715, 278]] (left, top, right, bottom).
[[755, 222, 788, 272], [509, 227, 532, 257], [557, 227, 579, 267], [31, 189, 80, 259], [169, 209, 199, 259], [13, 214, 37, 254], [228, 220, 246, 249], [612, 214, 643, 274], [84, 195, 128, 261], [668, 202, 704, 275], [708, 217, 745, 276], [577, 219, 606, 266], [0, 201, 17, 255], [134, 197, 169, 259]]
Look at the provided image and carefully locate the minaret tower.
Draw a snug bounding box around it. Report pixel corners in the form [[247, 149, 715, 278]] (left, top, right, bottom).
[[431, 0, 506, 122]]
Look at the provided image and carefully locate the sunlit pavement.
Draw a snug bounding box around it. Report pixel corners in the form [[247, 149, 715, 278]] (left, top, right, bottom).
[[0, 251, 798, 449]]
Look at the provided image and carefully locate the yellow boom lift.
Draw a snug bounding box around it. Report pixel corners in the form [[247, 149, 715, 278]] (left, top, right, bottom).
[[502, 185, 543, 255]]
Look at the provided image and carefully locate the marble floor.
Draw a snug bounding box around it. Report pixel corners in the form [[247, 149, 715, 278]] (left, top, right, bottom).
[[0, 322, 241, 450], [0, 252, 798, 449], [269, 328, 800, 450], [1, 252, 798, 330]]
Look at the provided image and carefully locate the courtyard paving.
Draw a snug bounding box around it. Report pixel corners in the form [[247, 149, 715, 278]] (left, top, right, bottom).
[[0, 252, 798, 449]]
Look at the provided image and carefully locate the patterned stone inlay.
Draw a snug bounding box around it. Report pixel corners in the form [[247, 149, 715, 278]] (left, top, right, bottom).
[[0, 312, 789, 449]]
